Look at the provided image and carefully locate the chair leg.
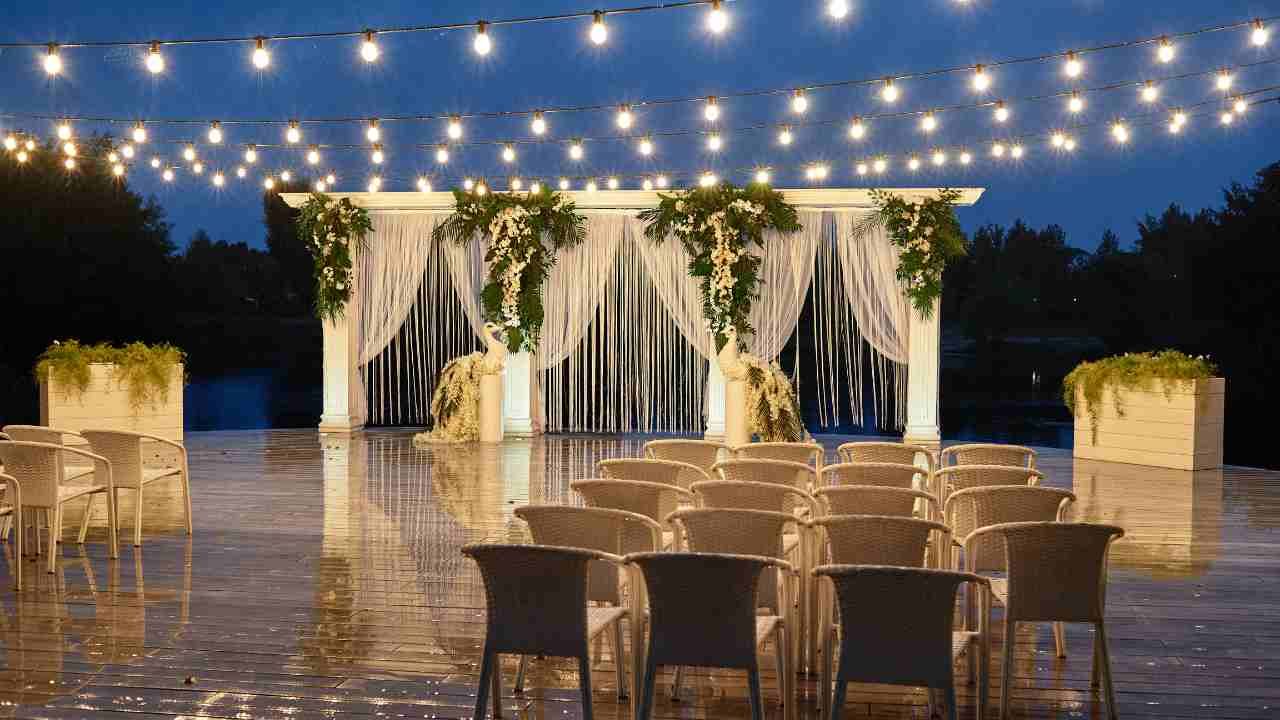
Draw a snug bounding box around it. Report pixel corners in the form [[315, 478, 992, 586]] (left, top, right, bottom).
[[610, 619, 628, 700], [637, 655, 659, 720], [999, 618, 1015, 720], [490, 652, 503, 719], [473, 649, 495, 720], [830, 666, 849, 720], [513, 655, 528, 693], [979, 632, 991, 720], [1095, 621, 1119, 720], [578, 654, 594, 720], [945, 683, 959, 720], [819, 624, 833, 714], [779, 625, 794, 720], [106, 489, 119, 559], [11, 507, 21, 591], [672, 665, 684, 700], [46, 506, 61, 574], [1053, 622, 1066, 658], [133, 487, 144, 547], [180, 464, 193, 535], [78, 495, 95, 544], [1091, 625, 1102, 688], [746, 666, 764, 720]]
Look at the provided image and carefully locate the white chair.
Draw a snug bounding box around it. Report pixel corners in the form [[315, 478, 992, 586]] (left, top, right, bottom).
[[0, 441, 119, 573], [81, 430, 193, 547], [0, 472, 22, 589], [642, 439, 731, 477], [941, 443, 1037, 469]]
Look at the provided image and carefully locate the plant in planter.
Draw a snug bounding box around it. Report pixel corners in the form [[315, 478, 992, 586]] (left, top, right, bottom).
[[35, 339, 186, 411]]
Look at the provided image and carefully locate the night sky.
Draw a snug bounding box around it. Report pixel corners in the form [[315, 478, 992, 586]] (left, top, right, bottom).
[[2, 0, 1275, 250]]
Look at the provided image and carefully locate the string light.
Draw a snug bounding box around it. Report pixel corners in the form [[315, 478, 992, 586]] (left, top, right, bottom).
[[704, 96, 721, 123], [252, 37, 271, 69], [23, 139, 34, 152], [371, 144, 385, 164], [64, 157, 76, 171], [920, 112, 938, 133], [778, 125, 794, 145], [791, 89, 809, 115], [286, 120, 302, 143], [699, 172, 718, 187], [1141, 81, 1160, 103], [473, 22, 492, 56], [616, 104, 634, 130], [315, 179, 327, 192], [307, 146, 321, 165], [417, 176, 432, 192], [146, 42, 165, 74], [586, 180, 599, 192], [244, 145, 258, 163], [972, 65, 991, 92], [511, 177, 524, 190], [183, 144, 196, 162], [213, 171, 225, 187], [56, 121, 72, 141], [502, 144, 516, 163], [192, 161, 204, 174], [366, 119, 381, 143], [62, 141, 76, 157], [151, 157, 162, 168], [447, 116, 464, 140], [960, 151, 973, 165], [531, 112, 548, 135], [907, 156, 921, 171], [932, 150, 947, 166], [132, 122, 148, 143], [991, 142, 1006, 157], [607, 177, 619, 190], [848, 117, 866, 139], [1220, 110, 1235, 125], [164, 167, 176, 182], [873, 157, 888, 174], [638, 136, 654, 155], [1157, 37, 1176, 63], [476, 181, 488, 196], [1051, 131, 1067, 148], [755, 168, 771, 184], [1068, 91, 1085, 113], [1064, 137, 1077, 152], [1233, 97, 1248, 114], [706, 0, 728, 34], [43, 44, 62, 76], [656, 175, 669, 188], [828, 0, 850, 20], [590, 11, 608, 45], [1111, 121, 1130, 144], [1216, 69, 1234, 91], [642, 178, 654, 190], [993, 101, 1010, 123], [1253, 20, 1270, 47], [706, 133, 723, 151], [1011, 144, 1025, 159], [463, 178, 475, 190], [881, 78, 899, 103], [3, 135, 16, 152], [559, 178, 571, 190], [530, 181, 541, 193], [108, 151, 119, 163], [16, 150, 28, 163], [280, 170, 292, 182], [236, 166, 247, 178], [1170, 109, 1188, 133], [569, 140, 584, 160], [263, 176, 276, 189], [325, 173, 336, 184], [361, 30, 380, 63], [855, 162, 868, 176], [208, 121, 223, 144], [368, 176, 382, 192], [436, 145, 450, 163], [1064, 51, 1083, 78]]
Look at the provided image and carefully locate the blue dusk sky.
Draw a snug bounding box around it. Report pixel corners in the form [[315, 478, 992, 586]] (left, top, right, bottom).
[[1, 0, 1275, 250]]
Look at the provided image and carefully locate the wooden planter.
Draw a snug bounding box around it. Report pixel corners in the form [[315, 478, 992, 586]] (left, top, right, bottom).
[[39, 363, 184, 441], [1072, 378, 1224, 470]]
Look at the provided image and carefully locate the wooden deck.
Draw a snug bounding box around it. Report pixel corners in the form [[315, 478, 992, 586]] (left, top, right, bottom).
[[1, 429, 1277, 719]]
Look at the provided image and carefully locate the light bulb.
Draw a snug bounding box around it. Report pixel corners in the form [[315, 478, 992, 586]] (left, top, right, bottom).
[[828, 0, 850, 19], [23, 139, 35, 151], [163, 168, 175, 182], [286, 121, 301, 144], [16, 150, 28, 163], [881, 78, 899, 103], [418, 176, 432, 192], [1141, 82, 1159, 103], [1216, 70, 1233, 91], [656, 175, 669, 188], [112, 163, 125, 177], [262, 176, 274, 189], [473, 22, 492, 56], [530, 182, 541, 193], [972, 65, 991, 92], [63, 157, 76, 171], [569, 142, 584, 160], [511, 177, 524, 190], [183, 145, 196, 162], [361, 31, 379, 63], [121, 145, 136, 159], [638, 137, 654, 155], [314, 180, 326, 192], [1064, 52, 1083, 78], [642, 179, 654, 191], [1111, 122, 1129, 144], [208, 121, 223, 144], [236, 166, 247, 178], [1010, 144, 1024, 159], [56, 122, 72, 141], [62, 141, 76, 157], [1051, 131, 1066, 148], [151, 157, 162, 169], [464, 178, 474, 190], [371, 145, 385, 164], [704, 97, 721, 122], [1068, 92, 1085, 113], [368, 176, 382, 193], [192, 161, 204, 174], [1221, 110, 1235, 125], [991, 142, 1006, 157], [586, 180, 598, 192], [531, 112, 547, 136], [307, 146, 321, 165], [213, 171, 225, 187], [791, 90, 808, 114], [3, 135, 16, 151], [848, 117, 866, 140], [476, 182, 489, 196], [325, 173, 336, 184], [43, 45, 62, 75], [447, 116, 463, 140], [607, 177, 619, 190], [559, 178, 570, 190], [778, 126, 793, 145], [108, 151, 119, 163], [1157, 38, 1175, 64], [436, 146, 450, 164], [590, 12, 608, 45], [502, 144, 516, 163], [993, 102, 1010, 123], [244, 146, 258, 163], [252, 38, 270, 69], [960, 151, 973, 165], [932, 150, 946, 166], [700, 172, 718, 187], [616, 105, 634, 129], [706, 0, 728, 34], [1234, 97, 1248, 114], [855, 162, 868, 176], [706, 133, 723, 152], [755, 169, 771, 184], [1064, 138, 1077, 152], [1252, 20, 1270, 47], [366, 120, 381, 143], [146, 42, 165, 74], [873, 158, 888, 174], [280, 170, 292, 182], [132, 123, 148, 143], [920, 112, 938, 133], [1172, 110, 1188, 127]]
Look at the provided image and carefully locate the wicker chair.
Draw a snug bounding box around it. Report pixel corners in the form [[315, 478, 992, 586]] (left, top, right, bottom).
[[463, 543, 629, 720], [514, 506, 655, 702], [627, 551, 794, 720], [814, 486, 939, 520], [814, 564, 990, 720], [965, 522, 1124, 720], [733, 442, 824, 468], [2, 425, 96, 482], [571, 479, 694, 550], [643, 439, 730, 476], [934, 465, 1043, 513], [941, 443, 1037, 469], [81, 430, 193, 547], [714, 458, 816, 494], [596, 458, 709, 490], [835, 441, 936, 473], [0, 441, 119, 573], [0, 472, 22, 589], [820, 461, 928, 490]]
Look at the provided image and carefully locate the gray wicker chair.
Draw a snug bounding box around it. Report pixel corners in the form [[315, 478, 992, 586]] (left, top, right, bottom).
[[814, 485, 939, 520], [463, 543, 629, 720], [835, 441, 936, 473], [814, 564, 990, 720], [965, 522, 1124, 720], [941, 443, 1037, 469], [627, 551, 794, 720], [714, 458, 816, 494], [81, 429, 193, 547], [514, 505, 659, 700], [571, 479, 694, 550], [1, 426, 96, 542], [596, 458, 709, 490], [934, 465, 1043, 514], [642, 439, 730, 477], [733, 442, 824, 468], [820, 461, 925, 490], [0, 472, 22, 589]]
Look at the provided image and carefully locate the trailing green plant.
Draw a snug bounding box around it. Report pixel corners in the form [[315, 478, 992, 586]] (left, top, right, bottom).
[[1064, 350, 1218, 443], [35, 340, 186, 411], [638, 183, 801, 351], [433, 188, 586, 353], [743, 356, 805, 442], [297, 193, 373, 321], [860, 188, 966, 318]]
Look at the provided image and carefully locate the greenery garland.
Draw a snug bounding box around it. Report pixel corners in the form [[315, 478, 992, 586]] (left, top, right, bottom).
[[433, 189, 586, 353], [297, 193, 373, 321], [638, 183, 801, 351], [863, 188, 966, 317], [1064, 350, 1218, 444], [35, 339, 185, 411]]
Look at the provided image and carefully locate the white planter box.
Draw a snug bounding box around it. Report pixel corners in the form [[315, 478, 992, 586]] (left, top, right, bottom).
[[39, 362, 184, 441], [1072, 377, 1223, 471]]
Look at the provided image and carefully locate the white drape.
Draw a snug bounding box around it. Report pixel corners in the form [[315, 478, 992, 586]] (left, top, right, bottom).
[[835, 212, 910, 365], [536, 213, 626, 369], [357, 214, 440, 365]]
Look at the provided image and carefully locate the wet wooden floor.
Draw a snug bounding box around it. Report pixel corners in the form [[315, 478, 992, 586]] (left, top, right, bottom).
[[1, 429, 1277, 719]]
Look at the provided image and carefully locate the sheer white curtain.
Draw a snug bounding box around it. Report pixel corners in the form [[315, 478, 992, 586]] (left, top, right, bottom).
[[536, 213, 626, 368], [357, 213, 441, 365], [834, 211, 910, 364]]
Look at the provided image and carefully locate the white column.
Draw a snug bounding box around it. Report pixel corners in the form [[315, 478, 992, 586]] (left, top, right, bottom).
[[704, 359, 726, 440], [903, 299, 942, 450], [320, 310, 365, 434], [503, 351, 537, 437]]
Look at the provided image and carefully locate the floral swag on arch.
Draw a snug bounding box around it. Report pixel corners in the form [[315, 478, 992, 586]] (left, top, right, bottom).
[[864, 188, 966, 317], [296, 193, 373, 320]]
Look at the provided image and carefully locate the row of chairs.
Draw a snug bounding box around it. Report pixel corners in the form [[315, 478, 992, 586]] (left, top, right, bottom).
[[0, 424, 193, 588]]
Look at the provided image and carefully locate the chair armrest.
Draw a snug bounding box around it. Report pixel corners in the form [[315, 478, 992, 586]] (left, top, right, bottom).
[[58, 447, 115, 488]]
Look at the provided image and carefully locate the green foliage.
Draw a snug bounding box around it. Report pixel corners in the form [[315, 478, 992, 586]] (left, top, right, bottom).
[[1064, 350, 1218, 443], [637, 183, 801, 350], [296, 193, 373, 321], [864, 188, 966, 317], [432, 189, 586, 353], [745, 360, 805, 442], [35, 339, 186, 411]]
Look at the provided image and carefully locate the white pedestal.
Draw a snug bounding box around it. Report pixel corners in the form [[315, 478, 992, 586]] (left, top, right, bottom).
[[903, 299, 941, 451], [320, 309, 366, 434], [503, 352, 537, 437], [724, 378, 750, 448], [705, 360, 727, 440], [479, 374, 504, 443]]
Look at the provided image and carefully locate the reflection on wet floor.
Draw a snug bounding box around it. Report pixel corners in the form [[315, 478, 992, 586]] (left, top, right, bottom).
[[0, 428, 1276, 719]]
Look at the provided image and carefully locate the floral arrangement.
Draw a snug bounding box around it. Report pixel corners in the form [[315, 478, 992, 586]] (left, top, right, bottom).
[[35, 339, 185, 411], [414, 353, 487, 444], [1064, 350, 1219, 444], [433, 189, 586, 353], [638, 183, 801, 351], [863, 188, 966, 317], [297, 193, 373, 321], [742, 355, 805, 442]]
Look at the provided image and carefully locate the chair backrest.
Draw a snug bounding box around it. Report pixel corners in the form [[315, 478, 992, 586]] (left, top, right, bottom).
[[643, 439, 729, 475], [571, 479, 692, 547], [515, 505, 659, 604], [947, 486, 1076, 572], [713, 458, 815, 492], [935, 465, 1043, 505], [596, 458, 708, 490], [814, 565, 981, 688], [629, 551, 776, 670], [668, 508, 793, 612], [0, 473, 17, 515], [820, 462, 923, 490], [836, 442, 935, 472], [81, 430, 146, 489], [691, 480, 817, 517], [2, 426, 78, 480], [811, 515, 945, 567], [988, 522, 1124, 623], [814, 486, 937, 519], [463, 543, 606, 657], [733, 442, 823, 467], [0, 441, 70, 508], [942, 443, 1037, 469]]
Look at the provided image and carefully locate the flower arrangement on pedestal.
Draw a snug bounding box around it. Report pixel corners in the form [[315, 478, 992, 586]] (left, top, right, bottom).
[[297, 193, 373, 320], [638, 183, 800, 351], [743, 356, 805, 442], [864, 188, 966, 317], [434, 189, 586, 353]]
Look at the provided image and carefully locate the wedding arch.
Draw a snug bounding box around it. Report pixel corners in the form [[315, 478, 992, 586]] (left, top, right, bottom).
[[282, 187, 984, 447]]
